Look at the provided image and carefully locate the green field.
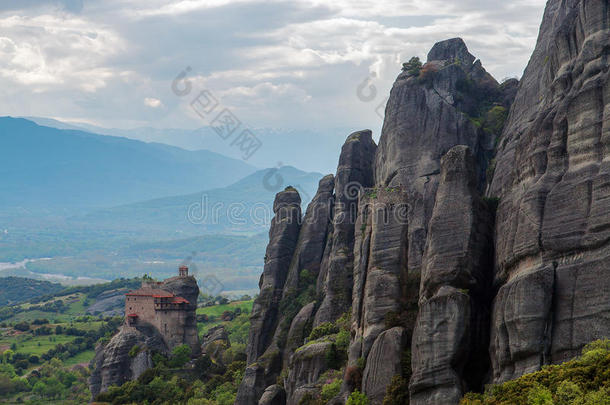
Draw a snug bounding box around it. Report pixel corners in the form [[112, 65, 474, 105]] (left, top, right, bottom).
[[64, 349, 96, 366], [196, 299, 253, 317], [0, 333, 76, 356]]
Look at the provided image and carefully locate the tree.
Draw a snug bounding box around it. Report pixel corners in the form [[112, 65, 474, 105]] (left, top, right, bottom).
[[402, 56, 422, 76], [2, 350, 13, 364], [169, 345, 192, 368]]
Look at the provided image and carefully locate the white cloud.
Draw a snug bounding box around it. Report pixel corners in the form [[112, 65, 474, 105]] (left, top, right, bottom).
[[0, 13, 125, 92], [0, 0, 548, 130], [144, 97, 163, 108]]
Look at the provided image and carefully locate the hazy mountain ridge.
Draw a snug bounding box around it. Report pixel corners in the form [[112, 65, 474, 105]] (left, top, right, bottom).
[[24, 116, 357, 174], [0, 117, 256, 209]]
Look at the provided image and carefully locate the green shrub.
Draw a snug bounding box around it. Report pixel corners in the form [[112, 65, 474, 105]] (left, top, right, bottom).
[[169, 344, 192, 368], [577, 387, 610, 405], [555, 380, 582, 405], [128, 345, 140, 358], [382, 375, 409, 405], [402, 57, 422, 76], [527, 385, 553, 405], [347, 389, 370, 405], [309, 322, 339, 341], [321, 379, 341, 401], [460, 339, 610, 405], [325, 344, 342, 370], [336, 329, 350, 352]]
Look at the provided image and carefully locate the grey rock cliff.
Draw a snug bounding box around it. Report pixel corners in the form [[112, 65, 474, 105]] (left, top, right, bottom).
[[241, 2, 610, 400], [488, 0, 610, 383], [374, 37, 504, 277], [237, 188, 302, 405], [89, 323, 167, 399], [348, 186, 412, 384], [410, 145, 493, 405], [315, 130, 377, 326]]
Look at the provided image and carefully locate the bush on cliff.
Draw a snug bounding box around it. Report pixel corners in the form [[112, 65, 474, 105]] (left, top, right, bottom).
[[347, 389, 370, 405], [460, 339, 610, 405]]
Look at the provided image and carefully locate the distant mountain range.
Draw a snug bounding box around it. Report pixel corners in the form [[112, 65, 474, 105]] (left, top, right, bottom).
[[24, 116, 357, 173], [0, 117, 257, 210], [0, 118, 324, 290], [70, 165, 323, 236]]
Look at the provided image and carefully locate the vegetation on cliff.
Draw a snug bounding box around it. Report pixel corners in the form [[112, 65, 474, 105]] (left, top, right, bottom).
[[460, 340, 610, 405]]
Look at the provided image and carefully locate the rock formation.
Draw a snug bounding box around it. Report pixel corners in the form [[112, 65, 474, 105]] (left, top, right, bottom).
[[89, 274, 199, 399], [315, 130, 377, 326], [488, 0, 610, 383], [242, 1, 610, 403], [410, 145, 494, 405], [237, 187, 302, 405], [89, 322, 167, 399]]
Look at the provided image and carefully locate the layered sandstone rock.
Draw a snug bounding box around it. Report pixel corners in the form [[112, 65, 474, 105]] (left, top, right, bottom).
[[237, 188, 302, 405], [488, 0, 610, 383], [285, 340, 334, 403], [410, 145, 493, 405], [348, 186, 411, 374], [315, 130, 377, 326], [374, 37, 505, 277], [242, 2, 610, 401]]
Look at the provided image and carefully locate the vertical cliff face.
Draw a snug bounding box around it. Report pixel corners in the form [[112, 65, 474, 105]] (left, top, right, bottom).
[[237, 132, 378, 404], [375, 38, 506, 277], [242, 2, 610, 402], [488, 0, 610, 383], [347, 39, 507, 405], [237, 188, 302, 405], [246, 189, 302, 364], [315, 130, 377, 326], [410, 145, 494, 405]]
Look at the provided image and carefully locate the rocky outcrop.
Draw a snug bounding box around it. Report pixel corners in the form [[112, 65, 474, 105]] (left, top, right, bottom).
[[90, 275, 200, 399], [285, 340, 333, 403], [259, 385, 287, 405], [375, 37, 506, 277], [348, 186, 411, 373], [315, 130, 376, 326], [283, 174, 335, 296], [242, 2, 610, 401], [246, 188, 302, 364], [488, 0, 610, 384], [283, 302, 317, 371], [237, 188, 302, 405], [410, 146, 494, 405], [89, 322, 167, 399], [202, 325, 230, 363], [362, 327, 409, 404]]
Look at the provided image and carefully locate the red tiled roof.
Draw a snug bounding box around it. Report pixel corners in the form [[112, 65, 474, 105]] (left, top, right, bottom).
[[126, 288, 174, 298], [171, 297, 190, 304]]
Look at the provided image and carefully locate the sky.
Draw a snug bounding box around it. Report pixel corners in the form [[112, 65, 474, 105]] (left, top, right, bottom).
[[0, 0, 547, 133]]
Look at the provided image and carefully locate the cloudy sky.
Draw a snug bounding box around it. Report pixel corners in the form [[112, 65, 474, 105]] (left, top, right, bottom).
[[1, 0, 547, 132]]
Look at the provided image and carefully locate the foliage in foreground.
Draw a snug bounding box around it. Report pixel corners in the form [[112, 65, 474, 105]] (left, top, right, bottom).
[[460, 339, 610, 405], [0, 358, 89, 404]]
